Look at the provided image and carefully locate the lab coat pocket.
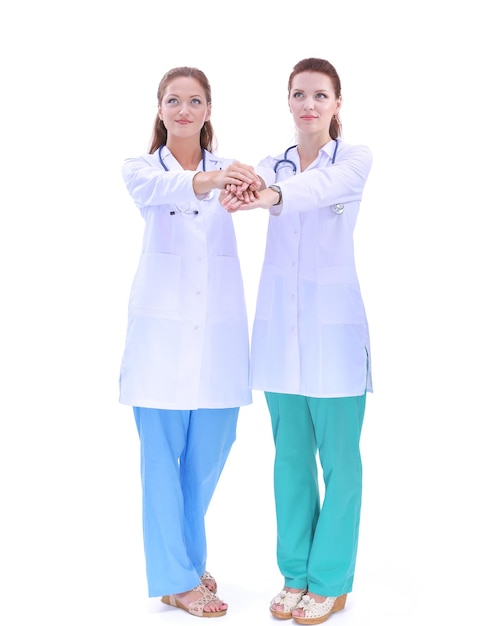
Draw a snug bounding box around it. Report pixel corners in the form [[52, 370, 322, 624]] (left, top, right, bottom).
[[316, 283, 366, 324], [130, 252, 181, 311]]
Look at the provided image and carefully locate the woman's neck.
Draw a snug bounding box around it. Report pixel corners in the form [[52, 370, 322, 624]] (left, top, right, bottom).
[[166, 138, 203, 171], [297, 133, 332, 171]]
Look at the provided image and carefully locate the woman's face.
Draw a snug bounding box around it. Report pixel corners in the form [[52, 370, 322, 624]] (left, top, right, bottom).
[[158, 76, 211, 140], [288, 71, 341, 139]]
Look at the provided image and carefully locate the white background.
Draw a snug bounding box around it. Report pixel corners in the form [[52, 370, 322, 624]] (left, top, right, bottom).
[[1, 1, 480, 624]]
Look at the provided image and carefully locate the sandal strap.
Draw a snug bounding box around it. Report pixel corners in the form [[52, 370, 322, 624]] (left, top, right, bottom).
[[200, 571, 216, 583], [188, 584, 223, 617], [297, 595, 336, 618], [271, 589, 306, 612], [200, 571, 217, 593]]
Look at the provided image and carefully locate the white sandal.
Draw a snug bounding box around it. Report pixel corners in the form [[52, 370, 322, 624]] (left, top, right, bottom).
[[292, 593, 347, 624], [270, 588, 307, 619]]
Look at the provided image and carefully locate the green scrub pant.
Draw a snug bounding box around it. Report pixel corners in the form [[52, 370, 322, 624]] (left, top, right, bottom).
[[265, 392, 366, 597]]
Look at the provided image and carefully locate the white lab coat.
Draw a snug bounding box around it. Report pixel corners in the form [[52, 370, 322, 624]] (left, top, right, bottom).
[[251, 139, 373, 398], [119, 147, 252, 410]]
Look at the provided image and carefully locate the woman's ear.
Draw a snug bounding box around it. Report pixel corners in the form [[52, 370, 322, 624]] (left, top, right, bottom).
[[336, 95, 342, 114]]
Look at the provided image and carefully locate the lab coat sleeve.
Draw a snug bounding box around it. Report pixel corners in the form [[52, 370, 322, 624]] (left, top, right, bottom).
[[275, 144, 372, 216], [255, 156, 277, 188], [121, 156, 198, 209]]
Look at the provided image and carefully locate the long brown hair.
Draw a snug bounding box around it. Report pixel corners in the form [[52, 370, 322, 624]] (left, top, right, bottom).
[[148, 66, 216, 154], [288, 58, 342, 139]]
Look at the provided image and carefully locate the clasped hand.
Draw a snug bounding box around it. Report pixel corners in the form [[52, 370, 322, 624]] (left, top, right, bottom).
[[219, 162, 264, 213]]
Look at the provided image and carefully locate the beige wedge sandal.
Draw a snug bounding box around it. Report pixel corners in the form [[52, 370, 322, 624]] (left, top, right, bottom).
[[292, 593, 347, 624], [200, 571, 217, 594], [161, 583, 227, 618], [270, 588, 307, 619]]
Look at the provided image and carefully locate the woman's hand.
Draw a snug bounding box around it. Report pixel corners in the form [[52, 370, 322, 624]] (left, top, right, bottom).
[[220, 187, 279, 213], [193, 162, 262, 196], [222, 162, 262, 193]]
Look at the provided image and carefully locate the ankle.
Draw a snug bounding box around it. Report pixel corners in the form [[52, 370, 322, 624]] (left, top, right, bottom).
[[305, 591, 327, 602]]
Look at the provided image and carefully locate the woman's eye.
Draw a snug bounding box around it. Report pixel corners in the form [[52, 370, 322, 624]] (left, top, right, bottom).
[[191, 98, 202, 105], [293, 92, 304, 99], [166, 98, 178, 105], [315, 93, 327, 99]]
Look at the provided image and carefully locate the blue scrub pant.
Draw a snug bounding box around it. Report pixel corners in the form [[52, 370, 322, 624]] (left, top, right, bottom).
[[133, 406, 238, 597], [265, 392, 366, 597]]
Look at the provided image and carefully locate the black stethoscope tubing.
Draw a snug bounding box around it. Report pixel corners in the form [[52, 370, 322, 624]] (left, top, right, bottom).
[[158, 145, 206, 215], [274, 139, 343, 214], [274, 138, 339, 174], [158, 145, 207, 172]]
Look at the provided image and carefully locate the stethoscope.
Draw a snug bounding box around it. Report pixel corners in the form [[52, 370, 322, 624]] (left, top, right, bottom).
[[159, 145, 206, 216], [274, 139, 344, 214], [159, 145, 207, 173]]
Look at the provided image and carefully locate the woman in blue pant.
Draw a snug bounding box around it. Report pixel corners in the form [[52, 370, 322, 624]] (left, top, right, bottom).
[[222, 57, 373, 624], [119, 66, 259, 618]]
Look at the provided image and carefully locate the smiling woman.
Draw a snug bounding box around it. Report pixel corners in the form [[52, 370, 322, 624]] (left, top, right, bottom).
[[220, 57, 373, 625], [117, 66, 262, 619]]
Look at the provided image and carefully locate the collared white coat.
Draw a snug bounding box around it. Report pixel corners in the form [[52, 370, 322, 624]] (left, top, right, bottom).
[[119, 147, 252, 410], [252, 139, 373, 398]]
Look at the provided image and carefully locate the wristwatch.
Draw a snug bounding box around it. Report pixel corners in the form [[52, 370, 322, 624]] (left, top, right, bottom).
[[268, 184, 283, 206]]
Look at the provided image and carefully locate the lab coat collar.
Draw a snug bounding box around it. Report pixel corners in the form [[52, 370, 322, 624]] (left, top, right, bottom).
[[155, 146, 222, 171], [301, 140, 338, 172], [203, 150, 224, 170], [320, 138, 339, 163]]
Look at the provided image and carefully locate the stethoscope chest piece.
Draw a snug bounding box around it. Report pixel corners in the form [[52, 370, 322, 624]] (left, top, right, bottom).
[[331, 203, 344, 214]]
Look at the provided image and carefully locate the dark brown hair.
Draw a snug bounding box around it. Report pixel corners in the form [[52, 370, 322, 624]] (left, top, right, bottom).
[[148, 66, 216, 154], [288, 58, 342, 139]]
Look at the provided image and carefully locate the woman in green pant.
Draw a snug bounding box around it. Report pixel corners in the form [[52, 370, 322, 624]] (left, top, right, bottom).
[[221, 57, 373, 624]]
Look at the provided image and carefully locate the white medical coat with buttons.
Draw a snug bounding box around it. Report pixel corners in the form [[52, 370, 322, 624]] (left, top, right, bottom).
[[119, 147, 252, 410], [252, 140, 373, 398]]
